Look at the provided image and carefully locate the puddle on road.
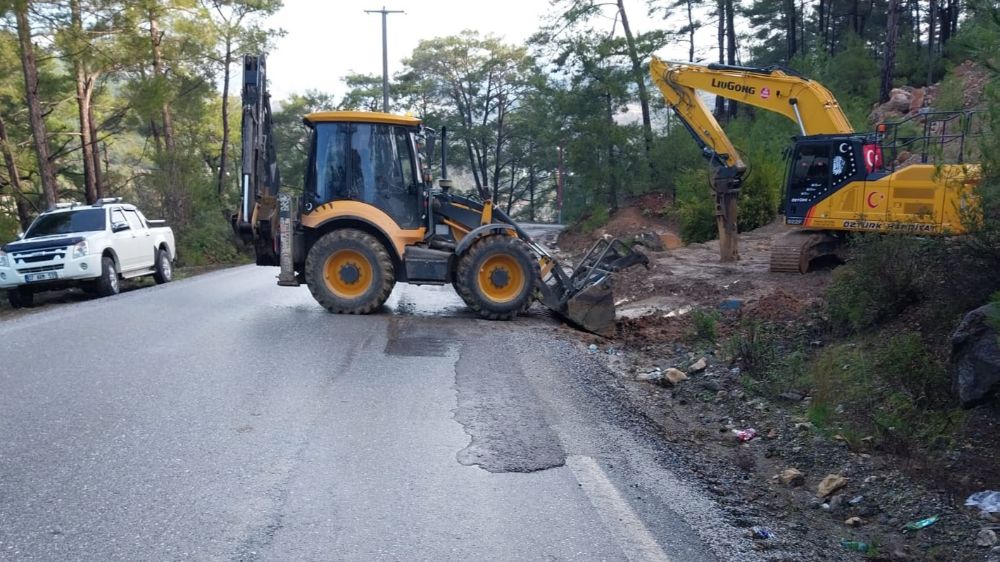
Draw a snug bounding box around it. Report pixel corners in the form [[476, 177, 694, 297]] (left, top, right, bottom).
[[384, 317, 458, 357], [382, 284, 474, 318]]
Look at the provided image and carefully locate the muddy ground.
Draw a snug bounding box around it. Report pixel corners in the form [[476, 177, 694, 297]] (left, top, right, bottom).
[[554, 212, 1000, 561]]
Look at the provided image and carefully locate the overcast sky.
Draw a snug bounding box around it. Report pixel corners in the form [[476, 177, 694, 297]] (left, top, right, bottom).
[[264, 0, 719, 103]]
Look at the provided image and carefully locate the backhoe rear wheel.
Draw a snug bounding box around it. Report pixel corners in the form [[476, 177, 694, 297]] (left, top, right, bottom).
[[455, 235, 538, 320], [305, 229, 395, 314]]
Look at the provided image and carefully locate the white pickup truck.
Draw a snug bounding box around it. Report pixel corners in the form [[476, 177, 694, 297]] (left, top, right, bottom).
[[0, 198, 175, 308]]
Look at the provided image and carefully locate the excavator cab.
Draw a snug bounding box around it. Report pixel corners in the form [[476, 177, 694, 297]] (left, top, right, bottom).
[[783, 135, 867, 225]]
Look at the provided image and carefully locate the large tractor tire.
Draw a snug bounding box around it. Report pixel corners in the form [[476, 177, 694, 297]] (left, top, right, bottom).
[[305, 229, 395, 314], [455, 235, 538, 320]]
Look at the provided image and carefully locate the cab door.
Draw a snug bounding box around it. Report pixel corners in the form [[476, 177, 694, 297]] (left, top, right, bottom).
[[124, 209, 154, 268], [110, 208, 144, 271]]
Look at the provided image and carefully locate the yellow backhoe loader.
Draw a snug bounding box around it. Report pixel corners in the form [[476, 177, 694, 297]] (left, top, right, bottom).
[[233, 55, 647, 335], [650, 57, 981, 272]]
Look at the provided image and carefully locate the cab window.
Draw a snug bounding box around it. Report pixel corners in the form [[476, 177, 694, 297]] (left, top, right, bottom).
[[308, 122, 421, 228], [111, 209, 129, 231], [124, 210, 144, 231]]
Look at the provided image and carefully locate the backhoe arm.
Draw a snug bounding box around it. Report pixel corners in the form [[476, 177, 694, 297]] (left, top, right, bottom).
[[235, 54, 281, 266]]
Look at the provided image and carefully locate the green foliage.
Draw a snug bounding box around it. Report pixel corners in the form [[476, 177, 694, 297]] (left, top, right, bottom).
[[806, 333, 964, 452], [826, 234, 926, 332], [271, 91, 335, 192], [0, 209, 20, 243], [673, 167, 716, 243], [689, 308, 720, 343], [727, 321, 811, 398], [724, 321, 776, 379], [175, 180, 244, 267], [579, 206, 608, 233], [934, 73, 966, 111]]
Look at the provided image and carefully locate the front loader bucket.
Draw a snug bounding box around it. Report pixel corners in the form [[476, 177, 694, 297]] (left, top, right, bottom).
[[538, 237, 648, 337], [562, 277, 616, 336]]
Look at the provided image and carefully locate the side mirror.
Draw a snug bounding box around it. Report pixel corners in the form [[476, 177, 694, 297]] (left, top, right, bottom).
[[16, 232, 24, 240], [112, 222, 130, 233]]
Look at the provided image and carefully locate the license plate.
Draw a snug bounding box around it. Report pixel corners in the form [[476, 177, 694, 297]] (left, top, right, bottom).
[[24, 271, 58, 283]]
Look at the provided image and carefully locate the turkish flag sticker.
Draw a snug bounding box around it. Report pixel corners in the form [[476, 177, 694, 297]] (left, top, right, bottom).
[[863, 144, 883, 172]]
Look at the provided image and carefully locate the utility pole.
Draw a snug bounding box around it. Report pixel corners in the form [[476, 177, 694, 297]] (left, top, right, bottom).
[[364, 6, 404, 113]]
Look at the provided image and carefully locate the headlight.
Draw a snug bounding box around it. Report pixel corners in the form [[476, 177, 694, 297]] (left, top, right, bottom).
[[0, 250, 8, 267], [72, 240, 89, 259]]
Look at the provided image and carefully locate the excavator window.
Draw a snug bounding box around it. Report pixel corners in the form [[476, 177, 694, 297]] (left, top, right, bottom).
[[784, 138, 864, 220], [306, 122, 422, 228]]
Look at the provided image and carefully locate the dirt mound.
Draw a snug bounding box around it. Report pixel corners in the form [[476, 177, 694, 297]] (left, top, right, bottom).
[[742, 288, 814, 322], [557, 193, 678, 254]]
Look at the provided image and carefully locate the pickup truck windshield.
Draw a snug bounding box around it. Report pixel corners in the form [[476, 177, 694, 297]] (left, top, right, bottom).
[[25, 209, 106, 238]]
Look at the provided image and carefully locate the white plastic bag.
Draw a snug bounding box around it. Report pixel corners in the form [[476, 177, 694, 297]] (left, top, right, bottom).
[[966, 491, 1000, 514]]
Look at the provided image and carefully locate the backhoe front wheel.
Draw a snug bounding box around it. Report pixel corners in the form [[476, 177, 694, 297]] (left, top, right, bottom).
[[456, 235, 538, 320], [305, 229, 395, 314]]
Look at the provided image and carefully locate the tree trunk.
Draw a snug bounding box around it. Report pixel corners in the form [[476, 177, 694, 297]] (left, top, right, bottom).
[[880, 0, 901, 104], [0, 112, 33, 229], [71, 0, 99, 204], [89, 103, 103, 198], [149, 12, 176, 154], [616, 0, 655, 185], [726, 0, 738, 120], [686, 0, 695, 62], [605, 91, 618, 214], [15, 2, 58, 208], [784, 0, 797, 61], [818, 0, 829, 55], [149, 8, 185, 225], [217, 35, 232, 197], [715, 0, 726, 118], [927, 0, 936, 84], [528, 160, 535, 222]]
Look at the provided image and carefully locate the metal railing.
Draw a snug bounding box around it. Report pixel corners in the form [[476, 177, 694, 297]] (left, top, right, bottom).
[[878, 109, 984, 170]]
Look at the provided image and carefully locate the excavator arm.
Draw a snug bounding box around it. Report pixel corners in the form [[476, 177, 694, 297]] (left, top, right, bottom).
[[649, 56, 854, 261]]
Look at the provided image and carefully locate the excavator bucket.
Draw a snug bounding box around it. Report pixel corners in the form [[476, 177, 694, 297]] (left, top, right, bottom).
[[540, 237, 649, 337]]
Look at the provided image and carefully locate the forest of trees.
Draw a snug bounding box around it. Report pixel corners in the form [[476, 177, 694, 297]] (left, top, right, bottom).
[[0, 0, 998, 263]]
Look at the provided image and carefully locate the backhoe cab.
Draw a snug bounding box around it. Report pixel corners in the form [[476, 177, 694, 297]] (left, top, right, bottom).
[[235, 55, 647, 335]]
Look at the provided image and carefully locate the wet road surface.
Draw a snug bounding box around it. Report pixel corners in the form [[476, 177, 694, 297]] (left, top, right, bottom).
[[0, 226, 761, 561]]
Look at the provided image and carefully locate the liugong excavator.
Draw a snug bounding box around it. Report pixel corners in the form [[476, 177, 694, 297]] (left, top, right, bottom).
[[650, 56, 981, 272], [233, 55, 647, 335]]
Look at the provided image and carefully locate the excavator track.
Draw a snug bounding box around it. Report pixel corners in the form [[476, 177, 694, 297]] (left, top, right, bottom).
[[769, 230, 844, 273]]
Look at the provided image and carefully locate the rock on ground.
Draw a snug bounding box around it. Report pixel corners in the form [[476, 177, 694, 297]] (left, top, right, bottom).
[[951, 303, 1000, 407], [816, 474, 848, 498], [976, 529, 998, 547], [778, 468, 805, 487]]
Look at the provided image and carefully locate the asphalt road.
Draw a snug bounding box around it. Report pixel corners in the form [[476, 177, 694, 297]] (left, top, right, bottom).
[[0, 229, 761, 561]]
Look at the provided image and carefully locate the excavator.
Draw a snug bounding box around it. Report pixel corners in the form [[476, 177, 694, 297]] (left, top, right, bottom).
[[650, 56, 981, 272], [233, 55, 647, 335]]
